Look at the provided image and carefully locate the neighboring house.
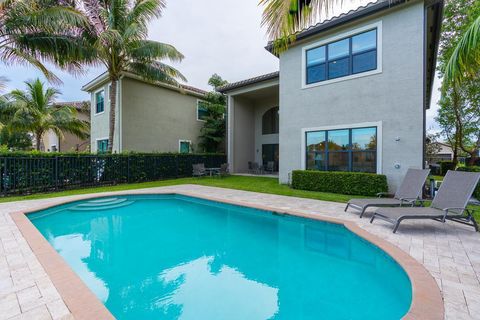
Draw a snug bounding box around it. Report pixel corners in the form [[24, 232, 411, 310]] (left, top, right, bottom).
[[81, 72, 207, 153], [427, 142, 454, 164], [40, 101, 90, 152], [218, 0, 443, 192]]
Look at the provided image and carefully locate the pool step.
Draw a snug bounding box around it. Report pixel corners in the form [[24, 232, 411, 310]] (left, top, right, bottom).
[[70, 199, 134, 211], [76, 198, 127, 207]]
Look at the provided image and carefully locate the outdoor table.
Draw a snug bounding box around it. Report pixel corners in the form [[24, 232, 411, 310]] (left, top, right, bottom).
[[205, 167, 220, 177]]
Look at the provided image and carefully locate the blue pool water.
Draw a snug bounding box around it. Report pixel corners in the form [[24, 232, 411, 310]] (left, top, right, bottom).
[[29, 194, 412, 320]]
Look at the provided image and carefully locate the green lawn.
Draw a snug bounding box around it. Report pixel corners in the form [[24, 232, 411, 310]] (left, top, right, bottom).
[[0, 175, 357, 204], [2, 175, 478, 222]]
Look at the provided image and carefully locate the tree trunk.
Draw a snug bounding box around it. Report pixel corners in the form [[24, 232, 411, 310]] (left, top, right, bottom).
[[35, 131, 42, 151], [108, 79, 117, 153]]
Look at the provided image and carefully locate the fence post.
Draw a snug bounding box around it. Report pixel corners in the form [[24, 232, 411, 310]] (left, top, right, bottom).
[[55, 156, 59, 191], [2, 158, 6, 196], [127, 155, 130, 183], [175, 155, 179, 178]]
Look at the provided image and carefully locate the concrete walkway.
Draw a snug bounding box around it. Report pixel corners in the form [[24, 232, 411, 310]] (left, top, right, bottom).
[[1, 184, 480, 319]]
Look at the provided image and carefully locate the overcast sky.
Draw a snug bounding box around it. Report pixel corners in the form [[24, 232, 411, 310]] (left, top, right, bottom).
[[0, 0, 440, 131]]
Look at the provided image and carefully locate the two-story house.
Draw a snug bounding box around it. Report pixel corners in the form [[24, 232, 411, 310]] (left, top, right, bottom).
[[82, 72, 208, 153], [218, 0, 443, 192]]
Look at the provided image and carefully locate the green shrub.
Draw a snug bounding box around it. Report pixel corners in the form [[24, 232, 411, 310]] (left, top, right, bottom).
[[291, 170, 388, 196], [439, 160, 456, 175], [456, 166, 480, 199]]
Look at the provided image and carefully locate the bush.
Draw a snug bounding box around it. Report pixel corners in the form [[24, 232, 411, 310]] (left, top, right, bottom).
[[439, 161, 456, 175], [291, 170, 388, 196], [456, 166, 480, 199]]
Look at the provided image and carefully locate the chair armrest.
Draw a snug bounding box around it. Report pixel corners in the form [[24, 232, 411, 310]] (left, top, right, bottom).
[[376, 192, 390, 198]]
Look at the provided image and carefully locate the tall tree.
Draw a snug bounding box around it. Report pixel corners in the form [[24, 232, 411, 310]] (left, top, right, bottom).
[[8, 79, 89, 150], [198, 74, 228, 153], [437, 0, 480, 165], [58, 0, 186, 152]]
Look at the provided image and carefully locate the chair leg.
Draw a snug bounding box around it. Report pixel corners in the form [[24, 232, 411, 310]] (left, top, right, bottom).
[[370, 213, 376, 223], [344, 204, 349, 212], [359, 207, 367, 219], [393, 220, 401, 233]]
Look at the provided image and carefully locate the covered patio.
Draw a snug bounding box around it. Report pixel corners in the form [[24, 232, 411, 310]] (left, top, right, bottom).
[[219, 72, 280, 175]]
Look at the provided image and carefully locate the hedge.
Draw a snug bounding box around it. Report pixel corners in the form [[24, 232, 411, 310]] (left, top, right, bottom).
[[456, 166, 480, 199], [291, 170, 388, 196], [0, 152, 226, 196], [439, 161, 456, 176]]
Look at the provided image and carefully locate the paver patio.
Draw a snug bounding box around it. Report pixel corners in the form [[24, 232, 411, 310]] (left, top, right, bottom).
[[1, 184, 479, 319]]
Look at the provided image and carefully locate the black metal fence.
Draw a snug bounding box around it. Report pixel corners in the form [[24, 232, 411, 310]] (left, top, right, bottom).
[[0, 153, 226, 196]]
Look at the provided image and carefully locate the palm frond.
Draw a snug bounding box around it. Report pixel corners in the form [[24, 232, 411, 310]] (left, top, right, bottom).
[[128, 40, 184, 62], [444, 14, 480, 84], [128, 60, 186, 84]]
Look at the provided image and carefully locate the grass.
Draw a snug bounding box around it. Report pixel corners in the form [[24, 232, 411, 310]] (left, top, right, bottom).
[[0, 175, 357, 204], [2, 175, 478, 222]]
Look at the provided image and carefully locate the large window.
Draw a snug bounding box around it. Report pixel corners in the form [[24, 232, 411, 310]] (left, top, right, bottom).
[[306, 126, 377, 173], [197, 101, 209, 121], [306, 29, 377, 85], [95, 90, 105, 114], [97, 139, 108, 153], [262, 107, 279, 135]]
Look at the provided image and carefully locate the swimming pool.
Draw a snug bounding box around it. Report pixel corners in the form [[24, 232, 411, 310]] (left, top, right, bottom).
[[28, 194, 412, 319]]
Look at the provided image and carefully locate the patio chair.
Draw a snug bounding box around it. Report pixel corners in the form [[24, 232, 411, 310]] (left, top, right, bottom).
[[215, 163, 229, 178], [251, 162, 263, 175], [370, 170, 480, 233], [264, 161, 275, 174], [345, 168, 430, 218], [192, 163, 206, 178]]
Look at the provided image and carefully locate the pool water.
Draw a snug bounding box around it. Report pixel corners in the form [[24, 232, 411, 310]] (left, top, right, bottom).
[[29, 194, 412, 320]]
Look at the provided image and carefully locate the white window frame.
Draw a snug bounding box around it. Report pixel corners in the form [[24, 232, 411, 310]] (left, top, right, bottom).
[[196, 100, 208, 122], [94, 88, 105, 116], [300, 121, 383, 174], [301, 21, 383, 89], [178, 139, 192, 153], [96, 137, 109, 153]]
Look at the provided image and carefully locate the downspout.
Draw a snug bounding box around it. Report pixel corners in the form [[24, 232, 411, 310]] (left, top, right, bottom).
[[119, 75, 124, 152]]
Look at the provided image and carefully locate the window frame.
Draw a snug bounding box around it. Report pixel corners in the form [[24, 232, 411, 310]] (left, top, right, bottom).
[[178, 139, 192, 153], [262, 106, 280, 135], [96, 138, 109, 153], [196, 100, 209, 122], [302, 21, 382, 89], [94, 89, 105, 115], [301, 121, 382, 174]]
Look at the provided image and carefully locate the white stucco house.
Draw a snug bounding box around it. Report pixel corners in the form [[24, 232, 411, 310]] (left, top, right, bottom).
[[218, 0, 443, 192]]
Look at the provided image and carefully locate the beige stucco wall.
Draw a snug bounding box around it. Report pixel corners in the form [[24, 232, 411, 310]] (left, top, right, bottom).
[[90, 82, 112, 152], [254, 96, 279, 165], [41, 111, 89, 152], [120, 78, 204, 153], [232, 96, 255, 173]]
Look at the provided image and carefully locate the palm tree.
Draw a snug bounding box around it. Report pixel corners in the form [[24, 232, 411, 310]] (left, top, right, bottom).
[[8, 78, 89, 150], [260, 0, 338, 51], [444, 15, 480, 84], [63, 0, 185, 152], [0, 0, 88, 83]]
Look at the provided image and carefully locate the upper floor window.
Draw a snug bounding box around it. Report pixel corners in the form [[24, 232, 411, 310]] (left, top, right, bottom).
[[95, 90, 105, 114], [306, 29, 377, 85], [262, 107, 279, 135], [197, 101, 209, 121]]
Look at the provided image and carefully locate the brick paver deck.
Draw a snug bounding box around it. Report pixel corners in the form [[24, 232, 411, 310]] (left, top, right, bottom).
[[1, 184, 479, 319]]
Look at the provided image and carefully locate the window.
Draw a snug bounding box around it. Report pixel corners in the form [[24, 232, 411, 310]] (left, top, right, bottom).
[[97, 139, 108, 153], [306, 126, 377, 173], [179, 140, 191, 153], [306, 29, 377, 85], [197, 101, 209, 121], [262, 107, 279, 135], [95, 90, 105, 114]]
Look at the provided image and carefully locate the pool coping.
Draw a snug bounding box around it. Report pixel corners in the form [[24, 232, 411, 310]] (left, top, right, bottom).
[[10, 190, 445, 320]]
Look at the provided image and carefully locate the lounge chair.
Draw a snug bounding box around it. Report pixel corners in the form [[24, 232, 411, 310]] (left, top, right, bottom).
[[215, 163, 229, 178], [345, 168, 430, 218], [192, 163, 206, 177], [370, 170, 480, 233]]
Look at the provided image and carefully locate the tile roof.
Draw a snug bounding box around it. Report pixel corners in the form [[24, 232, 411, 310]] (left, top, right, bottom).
[[216, 71, 279, 93], [54, 101, 89, 111]]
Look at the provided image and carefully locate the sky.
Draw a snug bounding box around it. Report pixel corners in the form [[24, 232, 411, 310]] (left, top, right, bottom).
[[0, 0, 441, 131]]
